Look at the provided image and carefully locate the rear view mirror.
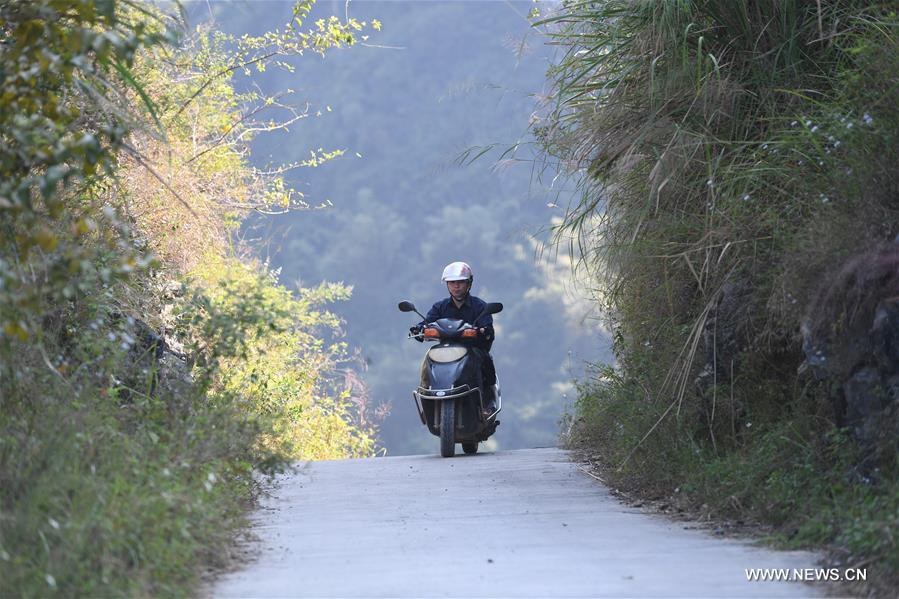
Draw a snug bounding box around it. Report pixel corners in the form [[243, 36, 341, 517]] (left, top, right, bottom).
[[474, 302, 504, 323], [398, 301, 416, 313]]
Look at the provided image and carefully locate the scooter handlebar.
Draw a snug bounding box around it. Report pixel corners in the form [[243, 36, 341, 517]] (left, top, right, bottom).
[[406, 323, 483, 342]]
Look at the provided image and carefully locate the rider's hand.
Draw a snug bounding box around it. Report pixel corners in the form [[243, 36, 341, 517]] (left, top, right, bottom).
[[410, 325, 424, 342]]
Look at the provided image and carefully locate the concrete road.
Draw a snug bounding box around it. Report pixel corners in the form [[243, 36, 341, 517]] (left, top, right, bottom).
[[211, 448, 822, 598]]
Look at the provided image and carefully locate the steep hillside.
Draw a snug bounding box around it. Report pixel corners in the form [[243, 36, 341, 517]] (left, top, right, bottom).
[[533, 0, 899, 590], [0, 1, 377, 594]]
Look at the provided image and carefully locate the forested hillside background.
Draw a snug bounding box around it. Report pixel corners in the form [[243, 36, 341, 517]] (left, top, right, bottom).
[[199, 0, 610, 455]]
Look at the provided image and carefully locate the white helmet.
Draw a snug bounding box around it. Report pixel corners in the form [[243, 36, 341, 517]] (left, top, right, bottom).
[[441, 261, 473, 282]]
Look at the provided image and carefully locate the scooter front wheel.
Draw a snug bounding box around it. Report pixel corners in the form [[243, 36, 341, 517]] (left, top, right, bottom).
[[462, 441, 478, 454], [439, 400, 455, 458]]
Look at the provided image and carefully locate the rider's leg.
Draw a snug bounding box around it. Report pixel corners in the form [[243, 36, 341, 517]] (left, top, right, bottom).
[[481, 353, 497, 412]]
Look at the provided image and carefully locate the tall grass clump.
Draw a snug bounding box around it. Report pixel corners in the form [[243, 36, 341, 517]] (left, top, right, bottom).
[[535, 0, 899, 584]]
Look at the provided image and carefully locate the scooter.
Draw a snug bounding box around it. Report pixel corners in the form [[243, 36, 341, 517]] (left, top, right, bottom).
[[398, 300, 503, 457]]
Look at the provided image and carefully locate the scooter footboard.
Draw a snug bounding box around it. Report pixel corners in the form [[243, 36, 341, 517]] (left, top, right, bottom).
[[414, 385, 483, 437]]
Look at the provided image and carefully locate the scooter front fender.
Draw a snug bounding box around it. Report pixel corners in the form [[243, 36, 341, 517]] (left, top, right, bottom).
[[423, 355, 468, 390]]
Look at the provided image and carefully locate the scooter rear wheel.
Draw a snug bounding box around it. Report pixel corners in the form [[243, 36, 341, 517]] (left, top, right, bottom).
[[439, 400, 455, 458], [462, 441, 478, 454]]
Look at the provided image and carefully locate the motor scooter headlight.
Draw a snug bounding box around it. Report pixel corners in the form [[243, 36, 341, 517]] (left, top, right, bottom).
[[427, 346, 467, 363]]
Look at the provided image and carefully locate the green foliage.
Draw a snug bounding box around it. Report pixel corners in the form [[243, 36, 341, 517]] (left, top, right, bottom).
[[0, 0, 177, 339], [0, 328, 263, 596], [149, 2, 380, 217], [1, 0, 380, 595], [177, 255, 376, 460], [539, 0, 899, 580]]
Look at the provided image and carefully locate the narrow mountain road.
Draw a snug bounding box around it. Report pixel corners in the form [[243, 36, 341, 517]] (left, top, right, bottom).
[[211, 448, 822, 597]]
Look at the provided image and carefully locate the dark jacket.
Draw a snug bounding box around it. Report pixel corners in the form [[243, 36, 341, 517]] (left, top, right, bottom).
[[421, 295, 494, 351]]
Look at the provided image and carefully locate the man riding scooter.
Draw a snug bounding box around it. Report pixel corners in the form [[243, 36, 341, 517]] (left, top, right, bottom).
[[410, 261, 498, 416]]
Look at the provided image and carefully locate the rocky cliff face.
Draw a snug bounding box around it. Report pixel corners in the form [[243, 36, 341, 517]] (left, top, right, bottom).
[[802, 243, 899, 471], [691, 243, 899, 469]]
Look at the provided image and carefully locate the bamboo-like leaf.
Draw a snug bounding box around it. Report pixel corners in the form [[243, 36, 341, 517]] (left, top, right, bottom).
[[112, 60, 166, 139]]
